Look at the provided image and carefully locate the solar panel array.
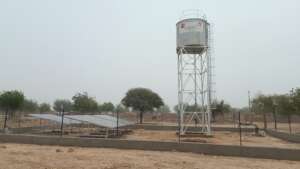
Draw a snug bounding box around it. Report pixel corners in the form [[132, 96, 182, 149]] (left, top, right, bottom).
[[95, 115, 132, 126], [28, 114, 133, 128], [66, 115, 132, 128], [29, 114, 82, 125]]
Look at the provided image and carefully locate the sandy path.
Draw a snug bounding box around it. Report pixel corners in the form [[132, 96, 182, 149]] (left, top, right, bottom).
[[0, 143, 299, 169]]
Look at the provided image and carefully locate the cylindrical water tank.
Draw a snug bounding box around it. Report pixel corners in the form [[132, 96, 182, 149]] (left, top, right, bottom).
[[176, 18, 209, 54]]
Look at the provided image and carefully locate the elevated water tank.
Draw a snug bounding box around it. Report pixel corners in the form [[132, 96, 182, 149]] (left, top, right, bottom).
[[176, 18, 209, 54]]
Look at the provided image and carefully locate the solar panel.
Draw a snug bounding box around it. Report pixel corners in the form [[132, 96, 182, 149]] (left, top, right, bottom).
[[94, 115, 132, 127], [29, 114, 82, 125], [28, 114, 133, 128], [65, 115, 133, 128]]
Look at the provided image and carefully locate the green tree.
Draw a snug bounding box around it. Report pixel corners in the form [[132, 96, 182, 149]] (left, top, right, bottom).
[[157, 105, 171, 113], [274, 94, 294, 115], [251, 92, 298, 131], [21, 99, 39, 113], [72, 92, 98, 113], [173, 103, 202, 113], [173, 103, 201, 113], [122, 88, 164, 124], [39, 103, 51, 113], [211, 100, 232, 121], [291, 88, 300, 115], [274, 94, 295, 133], [115, 104, 129, 113], [252, 94, 274, 114], [0, 90, 25, 128], [53, 99, 73, 112], [99, 102, 115, 112]]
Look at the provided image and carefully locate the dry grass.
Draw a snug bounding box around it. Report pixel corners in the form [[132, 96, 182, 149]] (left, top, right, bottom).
[[0, 143, 299, 169]]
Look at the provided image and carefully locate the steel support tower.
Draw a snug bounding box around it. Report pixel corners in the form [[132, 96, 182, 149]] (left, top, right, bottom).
[[177, 26, 213, 135]]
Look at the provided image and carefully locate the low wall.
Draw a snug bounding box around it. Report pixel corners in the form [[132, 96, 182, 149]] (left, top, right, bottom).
[[0, 134, 300, 161], [2, 125, 256, 134], [132, 125, 256, 133], [266, 129, 300, 143]]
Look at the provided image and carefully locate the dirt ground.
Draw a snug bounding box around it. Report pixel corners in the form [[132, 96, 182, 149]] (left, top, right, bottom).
[[255, 122, 300, 134], [123, 129, 300, 149], [0, 143, 299, 169]]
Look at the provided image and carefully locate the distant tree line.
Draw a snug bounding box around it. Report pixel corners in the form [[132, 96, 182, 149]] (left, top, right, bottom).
[[249, 88, 300, 131], [53, 92, 128, 113], [251, 88, 300, 116], [0, 91, 124, 116], [173, 100, 232, 121], [0, 88, 167, 125]]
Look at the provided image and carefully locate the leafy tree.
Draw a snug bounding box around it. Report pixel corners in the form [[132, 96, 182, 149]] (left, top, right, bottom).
[[21, 99, 39, 113], [98, 102, 115, 112], [251, 93, 297, 116], [115, 104, 129, 113], [273, 94, 294, 115], [173, 100, 231, 119], [0, 90, 25, 128], [251, 94, 274, 114], [53, 99, 73, 112], [291, 88, 300, 115], [211, 100, 232, 121], [122, 88, 164, 123], [251, 92, 298, 131], [173, 103, 201, 113], [72, 92, 98, 113], [157, 105, 171, 113], [274, 94, 295, 133], [39, 103, 51, 113]]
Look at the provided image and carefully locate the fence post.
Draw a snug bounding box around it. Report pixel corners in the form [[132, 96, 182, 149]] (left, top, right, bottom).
[[288, 114, 292, 134], [239, 111, 242, 146], [263, 112, 267, 129]]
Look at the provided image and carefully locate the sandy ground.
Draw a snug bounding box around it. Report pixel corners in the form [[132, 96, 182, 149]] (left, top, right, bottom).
[[255, 122, 300, 134], [0, 143, 299, 169], [123, 129, 300, 149]]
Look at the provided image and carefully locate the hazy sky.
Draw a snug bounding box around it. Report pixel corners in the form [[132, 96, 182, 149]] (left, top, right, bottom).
[[1, 0, 300, 108]]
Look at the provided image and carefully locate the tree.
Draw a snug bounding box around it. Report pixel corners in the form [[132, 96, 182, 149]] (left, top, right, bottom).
[[21, 99, 39, 113], [115, 104, 129, 113], [211, 100, 232, 121], [39, 103, 51, 113], [98, 102, 115, 112], [0, 90, 24, 128], [274, 94, 295, 133], [72, 92, 98, 113], [157, 105, 171, 113], [251, 92, 299, 131], [291, 88, 300, 115], [122, 88, 164, 123], [173, 103, 200, 113], [53, 99, 73, 112]]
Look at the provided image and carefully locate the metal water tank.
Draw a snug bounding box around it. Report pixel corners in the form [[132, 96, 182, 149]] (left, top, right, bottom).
[[176, 18, 209, 54]]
